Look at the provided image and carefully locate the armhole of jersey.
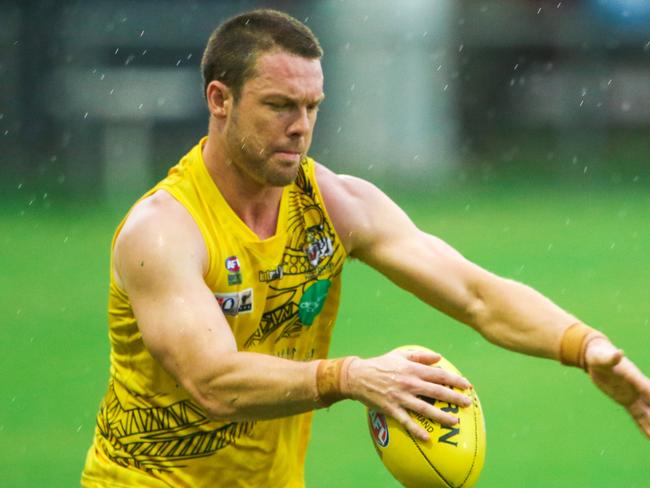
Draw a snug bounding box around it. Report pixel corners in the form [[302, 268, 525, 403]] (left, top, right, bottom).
[[156, 185, 215, 281], [306, 159, 349, 262], [108, 187, 159, 297], [108, 185, 215, 297]]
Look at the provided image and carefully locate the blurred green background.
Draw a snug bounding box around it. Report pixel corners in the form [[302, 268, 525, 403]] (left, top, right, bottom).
[[2, 0, 650, 486], [2, 183, 649, 487]]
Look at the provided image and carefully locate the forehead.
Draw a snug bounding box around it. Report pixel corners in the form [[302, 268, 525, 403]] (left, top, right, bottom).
[[243, 51, 324, 101]]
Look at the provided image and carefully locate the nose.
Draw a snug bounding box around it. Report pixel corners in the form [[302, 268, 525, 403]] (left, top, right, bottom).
[[287, 107, 311, 138]]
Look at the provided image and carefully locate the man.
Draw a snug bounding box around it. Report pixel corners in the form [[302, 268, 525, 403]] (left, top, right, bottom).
[[81, 9, 650, 487]]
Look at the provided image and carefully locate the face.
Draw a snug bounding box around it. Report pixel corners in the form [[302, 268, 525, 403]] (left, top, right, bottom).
[[224, 50, 324, 187]]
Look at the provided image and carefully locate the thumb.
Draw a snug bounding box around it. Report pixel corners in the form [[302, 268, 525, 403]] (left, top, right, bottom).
[[586, 338, 623, 369]]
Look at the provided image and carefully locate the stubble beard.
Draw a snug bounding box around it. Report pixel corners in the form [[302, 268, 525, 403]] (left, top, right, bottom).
[[226, 116, 301, 188]]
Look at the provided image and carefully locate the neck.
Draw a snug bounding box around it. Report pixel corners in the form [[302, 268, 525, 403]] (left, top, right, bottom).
[[202, 135, 284, 240]]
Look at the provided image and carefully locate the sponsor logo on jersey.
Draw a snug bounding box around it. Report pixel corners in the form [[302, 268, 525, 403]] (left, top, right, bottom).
[[215, 288, 253, 316], [368, 410, 390, 447], [228, 273, 242, 285], [225, 256, 242, 285], [298, 279, 331, 325], [259, 264, 284, 283]]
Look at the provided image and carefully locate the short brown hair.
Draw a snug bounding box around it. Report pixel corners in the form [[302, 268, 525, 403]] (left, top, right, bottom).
[[201, 9, 323, 99]]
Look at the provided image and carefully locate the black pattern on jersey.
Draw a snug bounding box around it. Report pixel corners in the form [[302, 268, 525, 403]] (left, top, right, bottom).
[[244, 162, 344, 348], [97, 380, 255, 471]]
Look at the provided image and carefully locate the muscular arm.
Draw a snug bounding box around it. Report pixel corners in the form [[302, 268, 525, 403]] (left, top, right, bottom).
[[114, 191, 322, 421], [318, 164, 650, 437], [318, 165, 574, 358]]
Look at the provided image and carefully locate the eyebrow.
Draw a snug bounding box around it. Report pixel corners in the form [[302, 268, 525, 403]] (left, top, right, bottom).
[[262, 93, 326, 105]]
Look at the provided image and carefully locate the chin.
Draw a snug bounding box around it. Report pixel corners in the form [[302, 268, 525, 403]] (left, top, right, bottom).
[[266, 165, 300, 187]]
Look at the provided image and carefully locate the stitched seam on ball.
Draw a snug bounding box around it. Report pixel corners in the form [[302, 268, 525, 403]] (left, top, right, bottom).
[[458, 394, 479, 488], [405, 429, 454, 488]]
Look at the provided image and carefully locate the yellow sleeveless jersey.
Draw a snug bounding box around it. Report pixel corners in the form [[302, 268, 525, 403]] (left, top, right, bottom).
[[82, 138, 347, 487]]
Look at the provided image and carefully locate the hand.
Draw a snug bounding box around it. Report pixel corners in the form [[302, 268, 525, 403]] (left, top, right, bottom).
[[343, 347, 473, 442], [585, 338, 650, 438]]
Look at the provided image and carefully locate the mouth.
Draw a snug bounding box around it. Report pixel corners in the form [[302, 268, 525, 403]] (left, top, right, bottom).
[[274, 150, 302, 163]]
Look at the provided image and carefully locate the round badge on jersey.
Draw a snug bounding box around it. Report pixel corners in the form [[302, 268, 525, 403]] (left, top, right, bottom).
[[225, 256, 241, 273]]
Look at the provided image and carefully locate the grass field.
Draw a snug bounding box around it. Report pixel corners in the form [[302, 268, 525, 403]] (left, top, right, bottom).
[[1, 183, 649, 487]]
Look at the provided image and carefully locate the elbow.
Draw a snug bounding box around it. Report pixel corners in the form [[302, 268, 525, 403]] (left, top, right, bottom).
[[186, 379, 243, 421], [464, 275, 520, 345], [464, 291, 488, 332], [463, 276, 501, 342], [201, 397, 240, 421]]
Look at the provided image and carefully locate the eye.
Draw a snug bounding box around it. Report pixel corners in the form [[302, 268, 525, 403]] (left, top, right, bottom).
[[266, 101, 289, 110]]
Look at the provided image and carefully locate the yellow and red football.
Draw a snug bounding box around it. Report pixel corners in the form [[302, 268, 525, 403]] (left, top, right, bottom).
[[367, 347, 486, 488]]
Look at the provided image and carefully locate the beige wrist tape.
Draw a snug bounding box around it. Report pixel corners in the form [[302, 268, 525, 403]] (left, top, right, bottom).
[[315, 356, 357, 407], [559, 322, 607, 370]]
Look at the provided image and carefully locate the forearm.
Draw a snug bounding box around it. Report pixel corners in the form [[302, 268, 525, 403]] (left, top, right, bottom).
[[468, 274, 579, 359], [186, 352, 324, 421], [368, 233, 584, 361]]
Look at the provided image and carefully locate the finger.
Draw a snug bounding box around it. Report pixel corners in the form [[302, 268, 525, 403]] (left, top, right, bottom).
[[391, 406, 432, 442], [416, 364, 472, 390], [632, 409, 650, 439], [400, 349, 441, 366], [417, 382, 473, 408], [628, 400, 650, 439], [637, 415, 650, 439], [404, 396, 460, 428]]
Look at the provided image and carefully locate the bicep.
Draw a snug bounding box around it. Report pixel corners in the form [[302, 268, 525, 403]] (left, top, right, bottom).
[[114, 198, 237, 392], [322, 171, 487, 322], [365, 229, 488, 323], [128, 270, 237, 383]]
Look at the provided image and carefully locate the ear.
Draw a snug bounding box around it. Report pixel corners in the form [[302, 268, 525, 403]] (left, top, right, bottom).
[[206, 80, 233, 118]]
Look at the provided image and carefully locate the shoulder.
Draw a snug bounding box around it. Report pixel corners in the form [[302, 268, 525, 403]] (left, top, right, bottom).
[[315, 162, 378, 202], [315, 163, 413, 258], [113, 190, 208, 289]]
